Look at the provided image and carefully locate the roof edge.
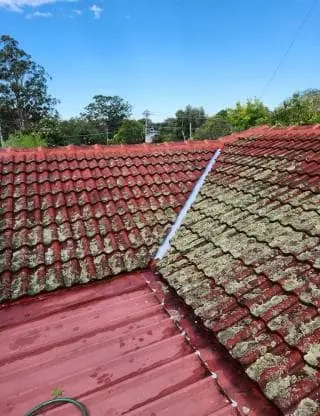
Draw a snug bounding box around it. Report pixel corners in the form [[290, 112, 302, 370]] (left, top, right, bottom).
[[0, 139, 222, 156], [216, 123, 320, 144]]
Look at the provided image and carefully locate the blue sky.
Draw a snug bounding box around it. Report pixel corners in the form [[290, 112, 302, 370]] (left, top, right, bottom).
[[0, 0, 319, 121]]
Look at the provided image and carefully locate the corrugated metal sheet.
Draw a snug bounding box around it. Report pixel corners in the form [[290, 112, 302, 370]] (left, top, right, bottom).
[[0, 271, 277, 416]]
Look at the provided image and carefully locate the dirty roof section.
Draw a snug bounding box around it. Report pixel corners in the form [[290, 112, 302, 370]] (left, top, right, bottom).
[[0, 140, 220, 302], [0, 270, 277, 416], [158, 125, 320, 415]]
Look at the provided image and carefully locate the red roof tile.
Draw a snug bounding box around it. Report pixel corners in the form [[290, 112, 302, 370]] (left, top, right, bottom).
[[0, 270, 277, 416], [0, 141, 220, 302], [158, 125, 320, 415]]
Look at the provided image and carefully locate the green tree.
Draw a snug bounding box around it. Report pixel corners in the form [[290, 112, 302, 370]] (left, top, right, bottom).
[[114, 119, 144, 144], [175, 105, 207, 140], [81, 95, 132, 137], [36, 117, 105, 147], [35, 117, 62, 146], [0, 106, 16, 141], [4, 132, 47, 148], [226, 99, 270, 132], [194, 115, 232, 140], [155, 118, 178, 142], [137, 118, 154, 130], [271, 89, 320, 126], [302, 89, 320, 110], [215, 109, 229, 119], [0, 35, 58, 137]]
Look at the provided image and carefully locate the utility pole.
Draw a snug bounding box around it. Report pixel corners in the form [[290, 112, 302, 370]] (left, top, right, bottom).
[[189, 121, 192, 141], [143, 109, 152, 142], [106, 114, 109, 144]]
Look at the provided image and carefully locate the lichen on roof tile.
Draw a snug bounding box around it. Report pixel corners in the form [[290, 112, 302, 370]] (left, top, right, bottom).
[[157, 126, 320, 414], [246, 352, 284, 381], [293, 397, 319, 416], [0, 141, 219, 301], [304, 343, 320, 367]]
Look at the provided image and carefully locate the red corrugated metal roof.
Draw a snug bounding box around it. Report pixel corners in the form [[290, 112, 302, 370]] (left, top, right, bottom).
[[157, 125, 320, 415], [0, 140, 220, 303], [0, 270, 278, 416]]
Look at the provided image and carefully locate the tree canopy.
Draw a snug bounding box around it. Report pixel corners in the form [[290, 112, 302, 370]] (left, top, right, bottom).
[[155, 118, 178, 142], [114, 119, 144, 144], [0, 34, 58, 138], [36, 117, 104, 147], [194, 115, 232, 140], [81, 95, 132, 137], [175, 105, 207, 140], [271, 89, 320, 126], [224, 99, 270, 132]]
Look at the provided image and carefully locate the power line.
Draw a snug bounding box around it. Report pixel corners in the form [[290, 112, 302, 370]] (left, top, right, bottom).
[[261, 0, 318, 98]]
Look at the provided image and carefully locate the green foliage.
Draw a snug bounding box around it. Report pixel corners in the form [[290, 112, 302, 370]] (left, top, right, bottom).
[[0, 107, 17, 140], [35, 117, 62, 146], [155, 118, 178, 142], [155, 107, 207, 142], [191, 99, 269, 140], [271, 89, 320, 126], [81, 95, 132, 136], [51, 387, 63, 398], [175, 105, 207, 140], [0, 35, 58, 138], [4, 132, 47, 148], [37, 117, 105, 147], [225, 99, 270, 132], [194, 115, 232, 140], [113, 119, 144, 144]]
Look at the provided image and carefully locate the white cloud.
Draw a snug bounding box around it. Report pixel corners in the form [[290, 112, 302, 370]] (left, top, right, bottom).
[[26, 9, 52, 17], [73, 8, 81, 14], [89, 4, 102, 19], [0, 0, 75, 12]]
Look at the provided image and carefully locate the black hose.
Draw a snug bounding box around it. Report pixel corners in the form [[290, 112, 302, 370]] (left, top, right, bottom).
[[25, 397, 88, 415]]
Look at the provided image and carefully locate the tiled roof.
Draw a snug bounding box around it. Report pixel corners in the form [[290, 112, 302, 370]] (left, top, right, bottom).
[[157, 125, 320, 415], [0, 270, 277, 416], [0, 141, 220, 302]]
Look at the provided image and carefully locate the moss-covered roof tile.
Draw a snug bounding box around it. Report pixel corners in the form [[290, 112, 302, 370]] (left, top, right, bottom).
[[0, 141, 219, 301], [157, 125, 320, 415]]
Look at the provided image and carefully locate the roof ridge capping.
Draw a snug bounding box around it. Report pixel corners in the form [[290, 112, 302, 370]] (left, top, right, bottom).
[[155, 148, 222, 260]]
